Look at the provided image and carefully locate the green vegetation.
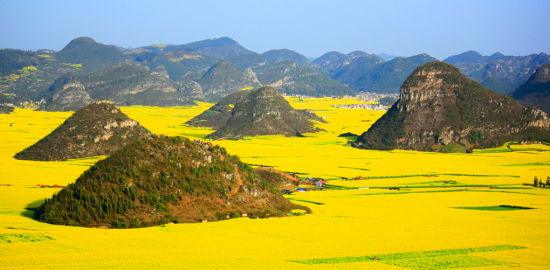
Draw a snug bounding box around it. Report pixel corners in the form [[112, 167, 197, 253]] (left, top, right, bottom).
[[454, 205, 534, 211], [0, 233, 54, 243], [287, 198, 325, 205], [292, 245, 524, 268]]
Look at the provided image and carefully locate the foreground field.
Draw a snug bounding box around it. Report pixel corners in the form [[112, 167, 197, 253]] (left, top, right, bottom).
[[1, 98, 549, 269]]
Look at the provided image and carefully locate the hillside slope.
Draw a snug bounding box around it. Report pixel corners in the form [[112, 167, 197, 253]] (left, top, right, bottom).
[[511, 63, 550, 115]]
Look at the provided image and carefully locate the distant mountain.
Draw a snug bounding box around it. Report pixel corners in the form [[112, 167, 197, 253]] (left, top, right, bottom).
[[15, 100, 151, 161], [255, 60, 355, 96], [334, 54, 437, 93], [189, 86, 324, 139], [194, 60, 261, 102], [312, 51, 369, 76], [444, 51, 550, 94], [0, 49, 42, 76], [262, 49, 311, 66], [0, 49, 81, 103], [41, 62, 195, 111], [176, 37, 252, 59], [511, 63, 550, 114], [0, 38, 130, 105], [377, 53, 397, 61], [55, 37, 128, 71], [130, 46, 219, 81], [34, 135, 309, 228], [174, 37, 267, 70], [354, 62, 550, 152]]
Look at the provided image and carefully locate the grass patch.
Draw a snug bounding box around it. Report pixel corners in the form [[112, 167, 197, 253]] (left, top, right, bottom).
[[353, 173, 519, 180], [291, 245, 524, 269], [454, 205, 534, 211], [0, 233, 54, 243], [356, 189, 469, 196], [287, 198, 325, 205], [338, 166, 370, 171], [500, 161, 550, 167]]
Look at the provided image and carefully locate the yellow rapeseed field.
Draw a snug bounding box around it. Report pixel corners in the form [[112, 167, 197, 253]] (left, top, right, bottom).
[[1, 98, 549, 269]]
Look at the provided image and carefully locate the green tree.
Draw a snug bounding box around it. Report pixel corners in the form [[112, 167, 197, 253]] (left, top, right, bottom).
[[533, 176, 539, 188], [546, 177, 550, 189]]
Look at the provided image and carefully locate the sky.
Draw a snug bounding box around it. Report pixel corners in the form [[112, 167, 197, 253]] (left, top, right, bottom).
[[1, 0, 549, 60]]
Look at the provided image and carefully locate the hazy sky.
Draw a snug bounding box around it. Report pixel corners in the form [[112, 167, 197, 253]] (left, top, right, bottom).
[[1, 0, 549, 59]]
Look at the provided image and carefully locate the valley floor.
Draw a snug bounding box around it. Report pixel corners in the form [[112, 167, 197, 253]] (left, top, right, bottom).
[[1, 98, 549, 269]]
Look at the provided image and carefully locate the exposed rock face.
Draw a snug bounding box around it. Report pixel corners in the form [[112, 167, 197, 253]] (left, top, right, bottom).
[[34, 135, 310, 228], [354, 62, 550, 152], [511, 63, 550, 115], [187, 86, 324, 139], [40, 82, 92, 111], [0, 104, 14, 114], [254, 167, 303, 191], [41, 63, 195, 111], [15, 100, 151, 161]]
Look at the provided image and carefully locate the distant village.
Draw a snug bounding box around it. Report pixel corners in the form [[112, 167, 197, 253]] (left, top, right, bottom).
[[331, 92, 399, 111]]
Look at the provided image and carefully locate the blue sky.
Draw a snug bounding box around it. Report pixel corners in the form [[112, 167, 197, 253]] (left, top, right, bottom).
[[1, 0, 549, 59]]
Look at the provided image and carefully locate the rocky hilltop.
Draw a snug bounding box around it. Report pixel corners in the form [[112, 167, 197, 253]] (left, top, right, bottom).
[[187, 86, 323, 139], [186, 90, 250, 129], [41, 63, 195, 111], [15, 100, 151, 160], [34, 135, 310, 228], [354, 62, 550, 152], [511, 63, 550, 115], [55, 37, 129, 72]]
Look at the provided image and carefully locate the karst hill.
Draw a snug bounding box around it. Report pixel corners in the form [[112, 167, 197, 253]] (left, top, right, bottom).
[[33, 135, 310, 228], [354, 62, 550, 152], [187, 86, 324, 139], [14, 100, 151, 161]]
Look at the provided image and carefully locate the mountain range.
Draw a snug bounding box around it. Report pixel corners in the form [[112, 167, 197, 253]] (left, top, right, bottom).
[[1, 36, 549, 110], [443, 51, 550, 94]]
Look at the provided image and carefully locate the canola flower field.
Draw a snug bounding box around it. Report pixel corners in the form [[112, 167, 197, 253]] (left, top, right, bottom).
[[1, 97, 549, 269]]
